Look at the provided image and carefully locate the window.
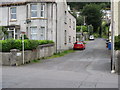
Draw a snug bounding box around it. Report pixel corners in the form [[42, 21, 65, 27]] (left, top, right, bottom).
[[41, 4, 45, 18], [69, 36, 71, 43], [64, 30, 67, 44], [30, 27, 38, 40], [73, 37, 75, 43], [73, 21, 75, 30], [10, 7, 16, 20], [40, 27, 45, 40], [64, 11, 67, 24], [31, 4, 37, 18], [69, 19, 71, 28]]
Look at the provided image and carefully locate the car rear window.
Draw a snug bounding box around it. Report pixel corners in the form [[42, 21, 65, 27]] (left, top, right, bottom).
[[77, 42, 83, 44]]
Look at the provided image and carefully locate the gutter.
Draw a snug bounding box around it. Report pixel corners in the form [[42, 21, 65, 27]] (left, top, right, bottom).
[[55, 3, 57, 53]]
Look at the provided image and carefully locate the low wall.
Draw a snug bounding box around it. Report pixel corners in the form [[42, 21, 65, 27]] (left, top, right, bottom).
[[115, 50, 120, 74], [0, 44, 55, 66]]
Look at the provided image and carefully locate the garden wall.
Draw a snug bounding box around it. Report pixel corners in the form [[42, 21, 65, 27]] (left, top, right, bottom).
[[115, 50, 120, 74], [0, 44, 55, 66]]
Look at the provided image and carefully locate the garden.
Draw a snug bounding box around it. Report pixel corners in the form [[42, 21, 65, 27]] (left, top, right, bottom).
[[0, 39, 54, 52]]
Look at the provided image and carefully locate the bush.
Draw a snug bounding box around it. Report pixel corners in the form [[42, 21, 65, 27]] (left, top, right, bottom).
[[76, 26, 88, 32], [76, 26, 81, 32], [0, 39, 54, 52], [93, 33, 99, 38], [115, 35, 120, 50]]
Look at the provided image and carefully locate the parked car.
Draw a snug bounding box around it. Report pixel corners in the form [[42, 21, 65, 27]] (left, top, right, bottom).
[[73, 41, 85, 50], [89, 35, 94, 40]]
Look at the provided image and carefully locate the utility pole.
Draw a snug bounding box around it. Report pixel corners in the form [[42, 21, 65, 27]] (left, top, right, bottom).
[[111, 0, 115, 73]]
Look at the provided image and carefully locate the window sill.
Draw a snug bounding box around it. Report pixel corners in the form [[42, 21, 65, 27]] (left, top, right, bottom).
[[10, 19, 17, 22], [29, 17, 47, 20]]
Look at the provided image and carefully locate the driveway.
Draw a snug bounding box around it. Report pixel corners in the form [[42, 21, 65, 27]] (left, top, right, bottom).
[[2, 38, 118, 88]]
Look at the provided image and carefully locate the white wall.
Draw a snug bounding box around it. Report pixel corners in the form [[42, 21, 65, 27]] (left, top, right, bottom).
[[113, 1, 119, 36], [118, 1, 120, 35], [0, 0, 76, 51], [56, 1, 76, 51]]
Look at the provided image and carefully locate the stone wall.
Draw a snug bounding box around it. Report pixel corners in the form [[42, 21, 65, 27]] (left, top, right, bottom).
[[0, 44, 55, 66], [115, 50, 120, 74]]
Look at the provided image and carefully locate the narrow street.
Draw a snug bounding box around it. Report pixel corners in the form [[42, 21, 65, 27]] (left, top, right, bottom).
[[2, 38, 118, 88]]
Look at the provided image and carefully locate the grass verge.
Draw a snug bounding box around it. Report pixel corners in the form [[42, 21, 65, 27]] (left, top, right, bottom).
[[46, 50, 75, 59], [32, 59, 41, 63], [30, 50, 75, 64]]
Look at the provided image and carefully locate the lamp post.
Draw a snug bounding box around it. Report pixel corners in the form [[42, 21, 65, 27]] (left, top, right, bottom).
[[21, 31, 25, 65], [7, 28, 15, 40]]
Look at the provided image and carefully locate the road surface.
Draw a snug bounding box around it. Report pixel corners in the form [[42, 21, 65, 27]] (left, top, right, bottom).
[[2, 38, 118, 88]]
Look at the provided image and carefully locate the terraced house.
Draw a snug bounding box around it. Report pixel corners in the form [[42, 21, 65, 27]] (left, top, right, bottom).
[[0, 0, 76, 52]]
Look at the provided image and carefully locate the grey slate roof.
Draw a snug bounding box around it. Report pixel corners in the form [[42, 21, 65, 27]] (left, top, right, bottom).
[[0, 0, 56, 6]]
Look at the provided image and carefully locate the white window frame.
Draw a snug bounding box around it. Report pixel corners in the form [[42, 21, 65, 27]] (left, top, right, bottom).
[[10, 7, 17, 20], [40, 4, 45, 18], [31, 4, 37, 18], [30, 27, 38, 40]]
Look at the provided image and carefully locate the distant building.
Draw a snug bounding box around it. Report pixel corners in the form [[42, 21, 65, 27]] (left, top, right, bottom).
[[0, 0, 76, 52], [102, 9, 111, 23]]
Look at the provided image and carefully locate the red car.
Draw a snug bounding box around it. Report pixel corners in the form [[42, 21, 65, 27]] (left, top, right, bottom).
[[73, 41, 85, 50]]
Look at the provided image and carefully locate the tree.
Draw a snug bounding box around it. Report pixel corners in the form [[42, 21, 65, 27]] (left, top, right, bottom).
[[67, 2, 110, 11], [82, 4, 102, 32], [0, 26, 8, 40], [76, 16, 84, 26]]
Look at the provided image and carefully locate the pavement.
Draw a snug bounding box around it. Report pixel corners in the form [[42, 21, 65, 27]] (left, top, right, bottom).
[[1, 38, 118, 88]]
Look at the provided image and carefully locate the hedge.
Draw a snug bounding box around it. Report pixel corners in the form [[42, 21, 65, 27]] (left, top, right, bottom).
[[0, 39, 54, 52], [115, 35, 120, 50]]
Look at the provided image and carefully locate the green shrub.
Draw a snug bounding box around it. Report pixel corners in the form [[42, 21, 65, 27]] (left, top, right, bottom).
[[0, 39, 13, 52], [76, 26, 88, 32], [82, 26, 88, 32], [12, 40, 22, 50], [76, 26, 81, 32], [115, 35, 120, 50], [0, 39, 54, 52], [93, 33, 99, 38]]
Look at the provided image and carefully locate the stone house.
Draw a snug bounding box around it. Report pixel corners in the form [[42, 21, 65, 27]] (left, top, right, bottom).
[[0, 0, 76, 52]]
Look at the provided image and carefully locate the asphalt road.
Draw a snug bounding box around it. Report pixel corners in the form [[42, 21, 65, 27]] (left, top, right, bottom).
[[2, 38, 118, 88]]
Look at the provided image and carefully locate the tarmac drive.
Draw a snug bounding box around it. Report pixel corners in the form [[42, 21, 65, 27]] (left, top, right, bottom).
[[1, 38, 118, 88]]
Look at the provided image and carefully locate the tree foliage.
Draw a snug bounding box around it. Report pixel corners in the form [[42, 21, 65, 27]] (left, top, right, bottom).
[[0, 26, 8, 40], [82, 4, 102, 32], [76, 16, 84, 26], [67, 2, 110, 11]]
